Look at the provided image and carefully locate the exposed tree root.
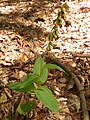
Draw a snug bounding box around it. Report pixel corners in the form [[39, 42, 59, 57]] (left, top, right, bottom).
[[45, 51, 89, 120], [72, 53, 90, 58]]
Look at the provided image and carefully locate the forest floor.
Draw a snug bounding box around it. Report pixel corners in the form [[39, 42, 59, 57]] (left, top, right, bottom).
[[0, 0, 90, 120]]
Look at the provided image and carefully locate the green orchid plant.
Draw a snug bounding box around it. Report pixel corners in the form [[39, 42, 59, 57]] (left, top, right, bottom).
[[8, 57, 65, 115]]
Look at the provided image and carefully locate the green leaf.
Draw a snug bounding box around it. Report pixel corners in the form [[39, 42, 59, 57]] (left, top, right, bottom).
[[8, 82, 35, 93], [54, 31, 58, 37], [61, 8, 64, 13], [49, 33, 55, 41], [52, 26, 57, 31], [35, 86, 58, 113], [23, 73, 39, 85], [8, 74, 38, 92], [57, 20, 62, 27], [17, 101, 36, 115], [17, 84, 36, 93], [48, 41, 53, 50], [38, 68, 48, 84], [63, 3, 69, 11], [8, 82, 22, 90], [58, 11, 61, 19], [44, 64, 65, 73], [32, 57, 48, 84], [33, 57, 46, 76], [49, 41, 53, 47], [33, 68, 48, 84]]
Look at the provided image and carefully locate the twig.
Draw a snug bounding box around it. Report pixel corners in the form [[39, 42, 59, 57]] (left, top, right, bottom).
[[4, 88, 12, 100], [72, 53, 90, 58]]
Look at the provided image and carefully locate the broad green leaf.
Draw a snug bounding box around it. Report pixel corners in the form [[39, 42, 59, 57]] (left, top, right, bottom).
[[32, 68, 48, 84], [44, 64, 65, 73], [8, 82, 35, 93], [8, 82, 22, 90], [8, 74, 37, 89], [31, 67, 48, 84], [8, 74, 38, 92], [17, 84, 36, 93], [33, 57, 46, 76], [23, 73, 39, 86], [17, 101, 36, 115], [38, 68, 48, 84], [35, 86, 58, 113]]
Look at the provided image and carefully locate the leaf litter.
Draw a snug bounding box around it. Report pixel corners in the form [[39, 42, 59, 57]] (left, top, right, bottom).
[[0, 0, 90, 120]]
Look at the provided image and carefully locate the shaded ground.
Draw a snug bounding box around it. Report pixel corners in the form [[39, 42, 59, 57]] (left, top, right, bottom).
[[0, 0, 90, 120]]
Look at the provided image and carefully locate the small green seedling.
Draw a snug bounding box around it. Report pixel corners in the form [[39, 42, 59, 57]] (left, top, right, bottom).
[[8, 57, 65, 115]]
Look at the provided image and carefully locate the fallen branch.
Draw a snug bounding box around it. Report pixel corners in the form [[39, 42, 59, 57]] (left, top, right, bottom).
[[45, 51, 89, 120]]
